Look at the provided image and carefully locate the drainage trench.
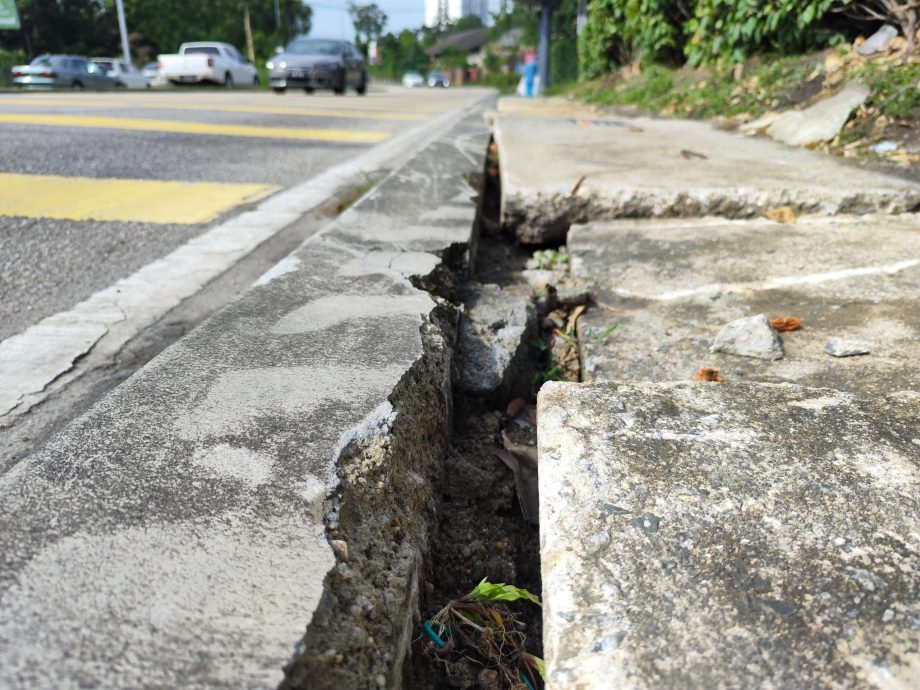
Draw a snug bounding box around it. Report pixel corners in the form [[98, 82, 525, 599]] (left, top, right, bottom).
[[408, 140, 587, 690]]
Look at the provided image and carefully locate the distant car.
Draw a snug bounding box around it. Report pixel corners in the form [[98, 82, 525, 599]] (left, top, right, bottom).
[[141, 61, 164, 86], [427, 70, 449, 88], [158, 42, 258, 87], [267, 37, 366, 95], [402, 70, 423, 88], [11, 54, 116, 90], [92, 59, 148, 89]]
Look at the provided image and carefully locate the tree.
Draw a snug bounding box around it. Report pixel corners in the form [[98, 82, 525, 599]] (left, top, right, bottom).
[[838, 0, 920, 57], [348, 2, 387, 57]]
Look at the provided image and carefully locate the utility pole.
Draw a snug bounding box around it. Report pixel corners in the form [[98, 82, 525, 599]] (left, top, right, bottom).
[[275, 0, 281, 31], [115, 0, 131, 65], [537, 0, 553, 94], [243, 3, 255, 63]]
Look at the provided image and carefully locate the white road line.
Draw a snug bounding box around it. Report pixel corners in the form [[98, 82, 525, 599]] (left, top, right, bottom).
[[0, 94, 487, 418]]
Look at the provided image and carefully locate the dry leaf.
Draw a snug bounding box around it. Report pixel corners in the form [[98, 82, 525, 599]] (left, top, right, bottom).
[[765, 206, 798, 224], [680, 149, 708, 160], [694, 367, 725, 383], [571, 174, 587, 197], [505, 397, 526, 418], [771, 316, 802, 332], [566, 304, 587, 333]]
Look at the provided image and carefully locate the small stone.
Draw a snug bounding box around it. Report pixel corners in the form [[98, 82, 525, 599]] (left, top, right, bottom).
[[375, 674, 386, 687], [629, 513, 661, 533], [478, 668, 502, 690], [329, 539, 348, 562], [521, 269, 556, 288], [824, 339, 870, 357], [882, 608, 895, 623], [710, 314, 784, 360]]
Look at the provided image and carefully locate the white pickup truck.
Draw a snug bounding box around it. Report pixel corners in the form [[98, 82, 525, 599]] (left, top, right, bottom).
[[157, 42, 258, 88]]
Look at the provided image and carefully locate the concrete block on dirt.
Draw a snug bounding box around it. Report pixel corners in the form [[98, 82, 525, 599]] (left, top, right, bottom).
[[0, 99, 492, 690], [538, 380, 920, 690], [456, 283, 535, 398], [571, 215, 920, 396], [766, 82, 870, 147], [492, 98, 920, 244]]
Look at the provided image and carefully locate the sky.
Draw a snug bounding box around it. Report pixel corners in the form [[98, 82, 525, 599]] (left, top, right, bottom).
[[307, 0, 426, 41]]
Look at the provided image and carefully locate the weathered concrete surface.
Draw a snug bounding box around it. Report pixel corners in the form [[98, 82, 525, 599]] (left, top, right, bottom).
[[766, 82, 870, 147], [538, 380, 920, 689], [456, 283, 535, 398], [572, 215, 920, 396], [0, 97, 493, 689], [493, 98, 920, 243]]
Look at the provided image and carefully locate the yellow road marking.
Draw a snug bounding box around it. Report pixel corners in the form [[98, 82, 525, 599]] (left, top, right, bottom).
[[0, 113, 389, 143], [0, 97, 428, 121], [0, 172, 277, 224]]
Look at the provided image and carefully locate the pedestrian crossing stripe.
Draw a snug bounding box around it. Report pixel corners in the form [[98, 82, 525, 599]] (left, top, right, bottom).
[[0, 113, 389, 143], [0, 172, 277, 224], [0, 98, 429, 121]]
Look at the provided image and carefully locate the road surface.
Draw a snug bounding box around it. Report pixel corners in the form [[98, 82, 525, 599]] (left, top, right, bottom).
[[0, 84, 487, 470]]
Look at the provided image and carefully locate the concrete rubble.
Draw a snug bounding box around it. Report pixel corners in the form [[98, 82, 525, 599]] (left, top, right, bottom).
[[538, 381, 920, 689], [456, 283, 535, 399], [0, 98, 492, 690], [492, 97, 920, 244], [765, 82, 870, 147]]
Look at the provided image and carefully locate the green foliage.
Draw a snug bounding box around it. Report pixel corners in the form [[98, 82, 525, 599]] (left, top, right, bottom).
[[0, 0, 311, 66], [468, 578, 542, 606], [532, 248, 569, 269], [349, 2, 387, 57], [0, 48, 26, 86], [685, 0, 839, 66], [579, 0, 683, 78], [373, 28, 428, 80], [855, 61, 920, 118], [578, 0, 847, 76]]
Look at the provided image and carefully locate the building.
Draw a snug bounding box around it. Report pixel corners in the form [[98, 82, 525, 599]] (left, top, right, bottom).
[[424, 0, 506, 28]]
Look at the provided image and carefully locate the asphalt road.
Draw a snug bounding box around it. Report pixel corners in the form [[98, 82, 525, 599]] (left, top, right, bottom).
[[0, 83, 488, 468], [0, 85, 477, 340]]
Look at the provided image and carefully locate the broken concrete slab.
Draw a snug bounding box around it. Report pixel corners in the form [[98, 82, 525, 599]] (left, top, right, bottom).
[[538, 380, 920, 690], [0, 97, 492, 690], [456, 283, 536, 398], [492, 99, 920, 244], [571, 215, 920, 396], [766, 82, 870, 147]]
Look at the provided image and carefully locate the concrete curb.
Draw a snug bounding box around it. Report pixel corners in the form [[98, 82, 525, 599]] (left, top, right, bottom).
[[0, 96, 494, 689]]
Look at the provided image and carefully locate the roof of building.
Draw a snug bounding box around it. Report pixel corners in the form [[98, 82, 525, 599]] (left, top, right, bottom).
[[426, 27, 489, 57]]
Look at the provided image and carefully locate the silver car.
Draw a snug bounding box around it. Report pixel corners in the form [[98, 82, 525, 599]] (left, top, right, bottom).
[[267, 38, 366, 95], [11, 54, 116, 90]]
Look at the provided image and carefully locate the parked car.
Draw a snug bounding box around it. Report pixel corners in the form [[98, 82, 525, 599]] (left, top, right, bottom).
[[141, 61, 166, 87], [11, 54, 116, 90], [92, 59, 148, 89], [157, 42, 258, 87], [402, 70, 423, 88], [427, 70, 449, 88], [267, 37, 366, 95]]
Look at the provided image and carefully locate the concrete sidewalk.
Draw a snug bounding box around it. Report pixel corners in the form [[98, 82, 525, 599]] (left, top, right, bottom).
[[493, 97, 920, 689], [0, 96, 493, 690], [493, 97, 920, 243]]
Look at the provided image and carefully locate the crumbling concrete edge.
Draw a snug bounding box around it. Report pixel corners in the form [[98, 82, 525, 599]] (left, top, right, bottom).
[[501, 187, 920, 245]]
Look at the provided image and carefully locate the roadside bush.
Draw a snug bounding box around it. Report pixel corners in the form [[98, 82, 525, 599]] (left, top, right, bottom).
[[685, 0, 842, 65], [579, 0, 684, 78], [0, 49, 26, 87]]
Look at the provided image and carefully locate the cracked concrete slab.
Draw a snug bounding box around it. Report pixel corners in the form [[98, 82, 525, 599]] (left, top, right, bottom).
[[571, 215, 920, 396], [492, 98, 920, 243], [0, 97, 492, 689], [538, 381, 920, 690]]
